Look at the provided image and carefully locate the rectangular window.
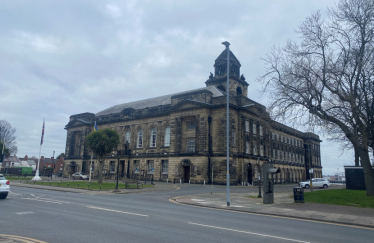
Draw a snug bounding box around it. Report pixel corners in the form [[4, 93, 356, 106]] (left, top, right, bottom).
[[133, 160, 140, 173], [281, 135, 283, 142], [164, 126, 170, 147], [187, 138, 195, 152], [231, 131, 236, 147], [187, 121, 196, 130], [245, 121, 249, 132], [246, 141, 250, 154], [253, 123, 257, 134], [260, 146, 264, 156], [273, 149, 275, 158], [272, 132, 274, 140], [253, 144, 257, 155], [162, 160, 168, 174], [259, 126, 263, 136], [147, 160, 154, 173], [110, 161, 115, 173]]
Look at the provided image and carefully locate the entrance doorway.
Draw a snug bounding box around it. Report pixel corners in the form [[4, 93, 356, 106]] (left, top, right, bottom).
[[120, 160, 125, 178], [183, 166, 190, 183], [82, 161, 87, 173], [247, 163, 252, 185], [70, 166, 76, 176]]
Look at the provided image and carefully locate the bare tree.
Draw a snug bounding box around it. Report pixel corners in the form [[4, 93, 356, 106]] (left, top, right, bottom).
[[258, 0, 374, 196], [0, 120, 17, 155]]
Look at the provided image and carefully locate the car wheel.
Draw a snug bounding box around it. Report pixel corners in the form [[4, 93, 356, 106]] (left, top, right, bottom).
[[305, 184, 310, 189], [323, 184, 328, 189]]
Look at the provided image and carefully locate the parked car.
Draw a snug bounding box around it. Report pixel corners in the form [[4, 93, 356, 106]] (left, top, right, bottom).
[[72, 172, 88, 180], [0, 174, 10, 199], [299, 178, 330, 189], [56, 171, 63, 177]]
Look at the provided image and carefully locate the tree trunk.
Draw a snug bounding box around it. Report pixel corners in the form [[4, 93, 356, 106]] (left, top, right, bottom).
[[359, 147, 374, 196], [354, 146, 360, 166], [98, 156, 103, 184]]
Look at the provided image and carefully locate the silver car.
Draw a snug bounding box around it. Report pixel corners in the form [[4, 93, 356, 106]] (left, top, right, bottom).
[[72, 172, 88, 180], [299, 178, 330, 189], [0, 174, 10, 199]]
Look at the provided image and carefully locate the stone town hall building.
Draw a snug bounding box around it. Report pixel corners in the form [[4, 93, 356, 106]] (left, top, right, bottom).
[[63, 47, 322, 185]]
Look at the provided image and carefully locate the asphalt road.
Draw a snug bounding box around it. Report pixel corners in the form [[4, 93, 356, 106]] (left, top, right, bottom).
[[1, 184, 373, 243]]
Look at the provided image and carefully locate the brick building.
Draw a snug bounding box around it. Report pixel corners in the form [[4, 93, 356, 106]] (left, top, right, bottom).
[[63, 47, 322, 184]]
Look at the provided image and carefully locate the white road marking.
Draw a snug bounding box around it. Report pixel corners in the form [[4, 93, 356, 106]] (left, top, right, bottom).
[[220, 205, 243, 208], [191, 199, 205, 201], [87, 206, 148, 217], [188, 222, 310, 243], [31, 194, 35, 197], [16, 212, 34, 215], [22, 198, 70, 204]]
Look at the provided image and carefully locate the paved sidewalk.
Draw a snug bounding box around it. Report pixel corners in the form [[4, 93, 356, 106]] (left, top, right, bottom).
[[10, 180, 178, 194], [173, 191, 374, 228]]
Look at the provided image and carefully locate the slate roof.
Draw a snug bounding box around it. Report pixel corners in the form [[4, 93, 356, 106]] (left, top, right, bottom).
[[4, 156, 20, 163], [96, 86, 224, 116], [26, 160, 36, 166], [215, 49, 241, 66], [44, 158, 55, 164]]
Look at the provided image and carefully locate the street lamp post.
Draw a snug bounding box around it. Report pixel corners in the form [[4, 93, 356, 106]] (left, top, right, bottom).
[[112, 150, 120, 192], [257, 157, 262, 198], [115, 155, 120, 192], [222, 41, 231, 207]]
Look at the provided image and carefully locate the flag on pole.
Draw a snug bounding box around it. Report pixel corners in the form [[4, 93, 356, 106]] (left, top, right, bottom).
[[40, 119, 45, 145], [94, 121, 98, 131]]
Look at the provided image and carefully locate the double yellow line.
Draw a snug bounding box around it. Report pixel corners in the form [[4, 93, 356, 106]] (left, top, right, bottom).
[[0, 234, 47, 243]]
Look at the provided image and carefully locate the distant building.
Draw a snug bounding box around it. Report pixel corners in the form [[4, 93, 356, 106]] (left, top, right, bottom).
[[1, 155, 21, 169], [54, 157, 65, 173], [63, 46, 322, 184]]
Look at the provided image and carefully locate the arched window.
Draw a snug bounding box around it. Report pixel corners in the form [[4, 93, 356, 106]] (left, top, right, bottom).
[[236, 86, 242, 95], [150, 128, 157, 147], [164, 126, 170, 147], [125, 131, 131, 144], [137, 129, 143, 148]]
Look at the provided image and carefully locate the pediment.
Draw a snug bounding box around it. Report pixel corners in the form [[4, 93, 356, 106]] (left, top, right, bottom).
[[66, 119, 92, 129], [171, 99, 211, 112]]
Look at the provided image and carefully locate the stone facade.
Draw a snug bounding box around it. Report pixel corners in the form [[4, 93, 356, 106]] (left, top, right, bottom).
[[63, 48, 322, 184]]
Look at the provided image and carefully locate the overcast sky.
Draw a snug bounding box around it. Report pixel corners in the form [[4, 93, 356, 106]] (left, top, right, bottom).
[[0, 0, 354, 175]]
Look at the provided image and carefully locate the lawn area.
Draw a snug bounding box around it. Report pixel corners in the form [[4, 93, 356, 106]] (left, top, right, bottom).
[[5, 176, 32, 180], [304, 189, 374, 209], [22, 181, 154, 190]]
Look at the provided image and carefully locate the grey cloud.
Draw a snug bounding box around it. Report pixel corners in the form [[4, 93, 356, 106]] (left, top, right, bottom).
[[0, 0, 351, 174]]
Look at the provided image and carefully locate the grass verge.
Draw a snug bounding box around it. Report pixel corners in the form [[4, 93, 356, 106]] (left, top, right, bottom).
[[21, 181, 154, 190], [5, 177, 32, 180], [304, 189, 374, 209]]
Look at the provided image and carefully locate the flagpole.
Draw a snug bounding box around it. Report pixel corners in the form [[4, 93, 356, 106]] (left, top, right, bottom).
[[33, 119, 44, 181], [32, 144, 42, 181]]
